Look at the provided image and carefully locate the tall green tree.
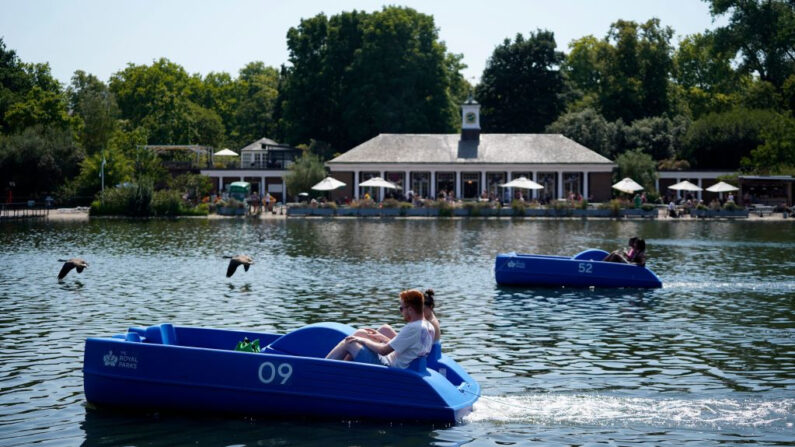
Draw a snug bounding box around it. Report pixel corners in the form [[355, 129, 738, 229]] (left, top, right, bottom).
[[0, 39, 82, 198], [0, 125, 83, 196], [622, 115, 690, 161], [476, 30, 567, 132], [232, 62, 280, 146], [1, 38, 75, 133], [742, 113, 795, 173], [707, 0, 795, 90], [563, 36, 611, 111], [682, 108, 778, 169], [0, 38, 31, 133], [279, 7, 466, 152], [673, 33, 739, 93], [2, 61, 76, 133], [600, 19, 674, 122], [672, 32, 741, 118], [545, 108, 619, 158], [68, 70, 119, 155], [109, 58, 223, 146]]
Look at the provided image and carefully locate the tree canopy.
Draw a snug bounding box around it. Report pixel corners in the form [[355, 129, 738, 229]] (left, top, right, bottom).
[[2, 3, 795, 201], [278, 6, 467, 152], [475, 30, 567, 133], [708, 0, 795, 89]]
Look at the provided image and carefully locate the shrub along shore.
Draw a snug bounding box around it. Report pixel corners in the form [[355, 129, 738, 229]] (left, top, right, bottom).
[[43, 191, 791, 221]]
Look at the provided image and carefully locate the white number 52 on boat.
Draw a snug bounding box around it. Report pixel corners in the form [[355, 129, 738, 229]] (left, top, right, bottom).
[[258, 361, 293, 385], [578, 262, 593, 274]]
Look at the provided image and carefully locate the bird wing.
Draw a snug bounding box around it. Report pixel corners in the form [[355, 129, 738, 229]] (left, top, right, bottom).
[[243, 263, 250, 272], [76, 266, 85, 273], [226, 260, 240, 277], [58, 262, 75, 280]]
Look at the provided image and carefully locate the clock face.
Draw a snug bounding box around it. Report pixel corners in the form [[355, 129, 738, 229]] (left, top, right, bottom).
[[465, 112, 476, 124]]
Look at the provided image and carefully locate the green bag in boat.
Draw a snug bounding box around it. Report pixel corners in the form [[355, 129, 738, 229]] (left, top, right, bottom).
[[234, 337, 260, 353]]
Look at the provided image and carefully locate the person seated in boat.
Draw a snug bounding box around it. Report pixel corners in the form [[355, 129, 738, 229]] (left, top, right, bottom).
[[352, 288, 440, 344], [603, 238, 647, 267], [422, 289, 440, 343], [603, 237, 638, 263], [325, 289, 434, 368], [631, 239, 646, 267], [357, 288, 440, 343]]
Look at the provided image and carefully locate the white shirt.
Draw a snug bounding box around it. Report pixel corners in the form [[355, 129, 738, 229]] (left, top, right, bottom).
[[383, 320, 434, 369]]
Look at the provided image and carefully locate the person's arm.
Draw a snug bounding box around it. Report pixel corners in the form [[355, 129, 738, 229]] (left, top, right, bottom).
[[347, 335, 394, 356]]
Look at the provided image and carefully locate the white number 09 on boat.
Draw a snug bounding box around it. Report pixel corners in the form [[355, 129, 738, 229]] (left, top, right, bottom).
[[258, 361, 293, 385]]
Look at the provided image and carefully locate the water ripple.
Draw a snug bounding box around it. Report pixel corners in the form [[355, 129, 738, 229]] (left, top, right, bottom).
[[0, 218, 793, 446]]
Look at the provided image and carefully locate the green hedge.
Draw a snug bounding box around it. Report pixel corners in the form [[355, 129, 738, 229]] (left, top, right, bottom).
[[90, 184, 208, 217]]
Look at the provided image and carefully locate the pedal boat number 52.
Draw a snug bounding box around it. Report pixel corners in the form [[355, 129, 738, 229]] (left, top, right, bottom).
[[495, 249, 663, 288], [83, 322, 479, 423]]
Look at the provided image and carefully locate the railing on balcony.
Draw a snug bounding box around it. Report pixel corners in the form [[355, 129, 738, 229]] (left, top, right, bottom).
[[242, 161, 293, 170]]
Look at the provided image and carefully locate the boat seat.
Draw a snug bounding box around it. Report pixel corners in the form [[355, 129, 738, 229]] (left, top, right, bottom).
[[572, 249, 609, 261], [408, 355, 428, 373], [430, 342, 442, 360], [123, 323, 177, 345], [427, 342, 442, 367], [125, 332, 142, 342], [264, 322, 354, 358]]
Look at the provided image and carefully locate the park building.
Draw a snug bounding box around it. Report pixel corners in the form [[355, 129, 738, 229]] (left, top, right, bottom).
[[193, 97, 793, 207], [200, 137, 302, 203], [325, 99, 616, 202]]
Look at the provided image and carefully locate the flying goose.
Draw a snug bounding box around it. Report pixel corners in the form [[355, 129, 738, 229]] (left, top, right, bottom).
[[223, 255, 254, 277], [58, 258, 88, 280]]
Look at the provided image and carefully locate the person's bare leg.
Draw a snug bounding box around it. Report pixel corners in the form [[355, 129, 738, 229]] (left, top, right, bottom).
[[326, 339, 349, 359], [326, 339, 363, 361], [378, 324, 397, 340]]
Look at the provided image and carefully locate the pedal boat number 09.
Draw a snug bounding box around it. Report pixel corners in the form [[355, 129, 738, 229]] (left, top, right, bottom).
[[83, 322, 480, 423]]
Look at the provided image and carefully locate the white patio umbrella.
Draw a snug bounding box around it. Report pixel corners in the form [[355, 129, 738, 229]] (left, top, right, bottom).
[[612, 177, 644, 194], [311, 177, 346, 191], [705, 181, 739, 193], [214, 148, 239, 156], [668, 180, 702, 192], [359, 177, 398, 189], [499, 176, 544, 190]]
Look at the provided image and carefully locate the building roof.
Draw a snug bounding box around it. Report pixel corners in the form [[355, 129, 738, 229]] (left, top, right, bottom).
[[240, 137, 280, 152], [327, 134, 614, 165]]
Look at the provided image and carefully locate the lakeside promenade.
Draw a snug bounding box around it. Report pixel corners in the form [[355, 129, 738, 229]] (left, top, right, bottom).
[[40, 207, 793, 222]]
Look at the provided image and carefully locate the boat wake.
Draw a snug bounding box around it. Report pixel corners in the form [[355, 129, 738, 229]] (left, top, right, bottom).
[[662, 281, 795, 292], [466, 394, 795, 430]]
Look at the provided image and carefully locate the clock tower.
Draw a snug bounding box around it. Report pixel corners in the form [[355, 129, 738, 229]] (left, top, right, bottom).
[[461, 96, 480, 142]]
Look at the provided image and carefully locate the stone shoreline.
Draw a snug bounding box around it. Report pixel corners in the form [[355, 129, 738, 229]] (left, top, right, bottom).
[[41, 207, 793, 222]]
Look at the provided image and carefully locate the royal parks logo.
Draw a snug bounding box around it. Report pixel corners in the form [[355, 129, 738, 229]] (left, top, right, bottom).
[[103, 350, 118, 367]]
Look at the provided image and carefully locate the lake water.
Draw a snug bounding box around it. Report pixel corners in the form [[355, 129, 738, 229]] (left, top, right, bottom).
[[0, 218, 793, 446]]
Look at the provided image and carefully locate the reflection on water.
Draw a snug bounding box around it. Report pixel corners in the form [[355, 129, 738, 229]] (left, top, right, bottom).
[[0, 218, 793, 446]]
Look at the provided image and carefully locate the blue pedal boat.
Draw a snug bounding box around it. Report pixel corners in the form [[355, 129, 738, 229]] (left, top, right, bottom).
[[83, 322, 479, 423], [494, 249, 662, 288]]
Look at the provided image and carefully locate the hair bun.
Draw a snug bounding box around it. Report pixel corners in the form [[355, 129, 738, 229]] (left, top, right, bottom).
[[423, 288, 436, 307]]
